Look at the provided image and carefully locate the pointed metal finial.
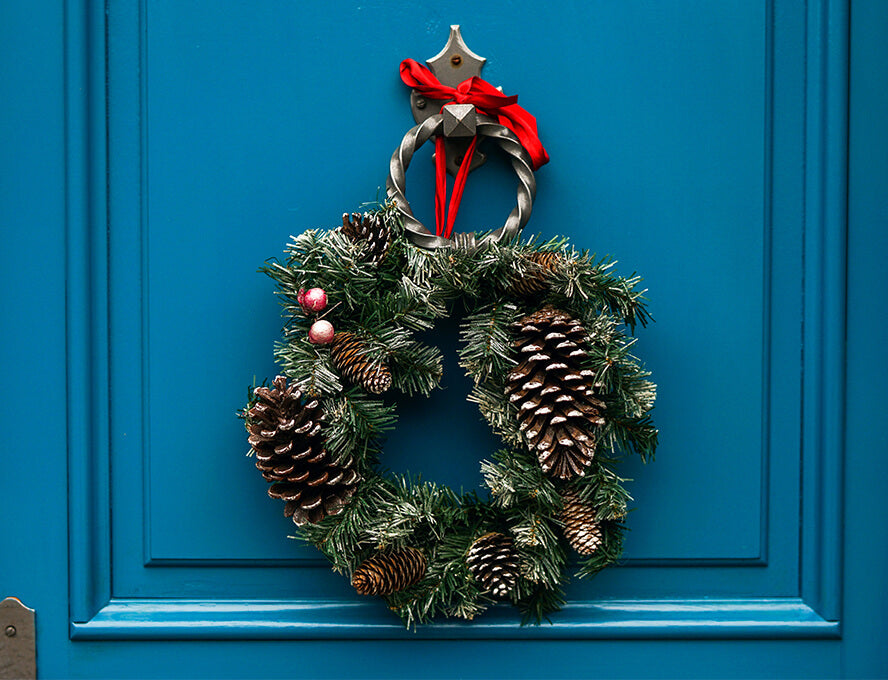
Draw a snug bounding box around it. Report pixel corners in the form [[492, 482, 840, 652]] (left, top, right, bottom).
[[408, 25, 489, 176], [425, 25, 486, 87]]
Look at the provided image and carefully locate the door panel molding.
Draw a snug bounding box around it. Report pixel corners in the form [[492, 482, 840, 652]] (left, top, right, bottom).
[[66, 0, 112, 625], [799, 0, 847, 624]]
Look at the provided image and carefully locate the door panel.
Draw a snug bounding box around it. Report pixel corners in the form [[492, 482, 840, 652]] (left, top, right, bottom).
[[142, 0, 768, 565]]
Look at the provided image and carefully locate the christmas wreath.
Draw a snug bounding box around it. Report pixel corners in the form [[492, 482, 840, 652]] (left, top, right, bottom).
[[242, 37, 656, 626], [242, 205, 656, 625]]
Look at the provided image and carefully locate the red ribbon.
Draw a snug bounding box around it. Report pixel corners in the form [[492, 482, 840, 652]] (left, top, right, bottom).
[[400, 59, 549, 238], [400, 59, 549, 170], [435, 135, 477, 239]]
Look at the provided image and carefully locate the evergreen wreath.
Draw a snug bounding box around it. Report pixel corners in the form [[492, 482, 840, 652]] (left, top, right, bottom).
[[242, 203, 656, 626]]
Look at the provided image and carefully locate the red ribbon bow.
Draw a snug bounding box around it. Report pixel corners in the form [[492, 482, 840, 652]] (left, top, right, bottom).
[[400, 59, 549, 238], [399, 59, 549, 170]]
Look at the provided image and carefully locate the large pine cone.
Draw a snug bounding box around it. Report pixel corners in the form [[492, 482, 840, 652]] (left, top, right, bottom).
[[561, 491, 604, 555], [466, 532, 520, 598], [341, 212, 391, 263], [246, 376, 359, 525], [508, 251, 561, 297], [330, 331, 392, 395], [352, 547, 427, 596], [507, 306, 606, 480]]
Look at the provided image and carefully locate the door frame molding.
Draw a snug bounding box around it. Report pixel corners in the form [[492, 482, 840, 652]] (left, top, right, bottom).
[[67, 0, 846, 640]]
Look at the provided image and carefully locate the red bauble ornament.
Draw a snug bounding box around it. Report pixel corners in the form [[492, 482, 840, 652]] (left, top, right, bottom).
[[308, 319, 335, 345], [298, 287, 328, 314]]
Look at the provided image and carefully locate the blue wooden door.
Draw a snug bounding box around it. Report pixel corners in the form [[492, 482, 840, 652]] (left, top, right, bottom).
[[2, 0, 887, 677]]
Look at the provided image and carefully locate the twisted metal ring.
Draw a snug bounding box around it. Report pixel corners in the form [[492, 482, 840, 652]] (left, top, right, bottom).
[[386, 115, 536, 252]]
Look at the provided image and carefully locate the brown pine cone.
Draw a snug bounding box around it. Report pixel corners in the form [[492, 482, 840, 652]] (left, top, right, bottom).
[[560, 490, 604, 555], [508, 251, 562, 297], [506, 305, 606, 480], [351, 547, 427, 596], [246, 376, 359, 525], [330, 331, 392, 395], [341, 212, 392, 263], [466, 532, 520, 598]]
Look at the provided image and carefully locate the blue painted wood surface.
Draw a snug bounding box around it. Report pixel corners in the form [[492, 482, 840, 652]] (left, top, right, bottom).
[[2, 0, 886, 677]]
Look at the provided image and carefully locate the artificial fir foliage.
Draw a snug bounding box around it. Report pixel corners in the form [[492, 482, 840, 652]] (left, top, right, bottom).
[[352, 547, 428, 595], [466, 532, 520, 597], [244, 204, 657, 626], [246, 376, 360, 525], [506, 306, 606, 480]]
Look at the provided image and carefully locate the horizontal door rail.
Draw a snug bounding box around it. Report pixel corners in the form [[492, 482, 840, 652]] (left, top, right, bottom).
[[71, 597, 839, 640]]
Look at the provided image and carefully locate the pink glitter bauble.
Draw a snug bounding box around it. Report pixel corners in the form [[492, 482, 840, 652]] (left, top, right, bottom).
[[301, 287, 327, 313], [308, 319, 334, 345]]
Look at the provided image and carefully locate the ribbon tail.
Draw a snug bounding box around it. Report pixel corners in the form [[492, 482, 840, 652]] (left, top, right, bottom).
[[434, 136, 447, 236], [497, 106, 550, 170], [443, 137, 478, 239]]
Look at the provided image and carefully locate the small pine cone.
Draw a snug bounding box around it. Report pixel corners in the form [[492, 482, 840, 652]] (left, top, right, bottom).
[[330, 331, 392, 394], [246, 376, 359, 525], [351, 547, 427, 596], [508, 251, 562, 297], [341, 212, 392, 263], [466, 532, 520, 598], [506, 305, 606, 480], [561, 491, 604, 555]]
